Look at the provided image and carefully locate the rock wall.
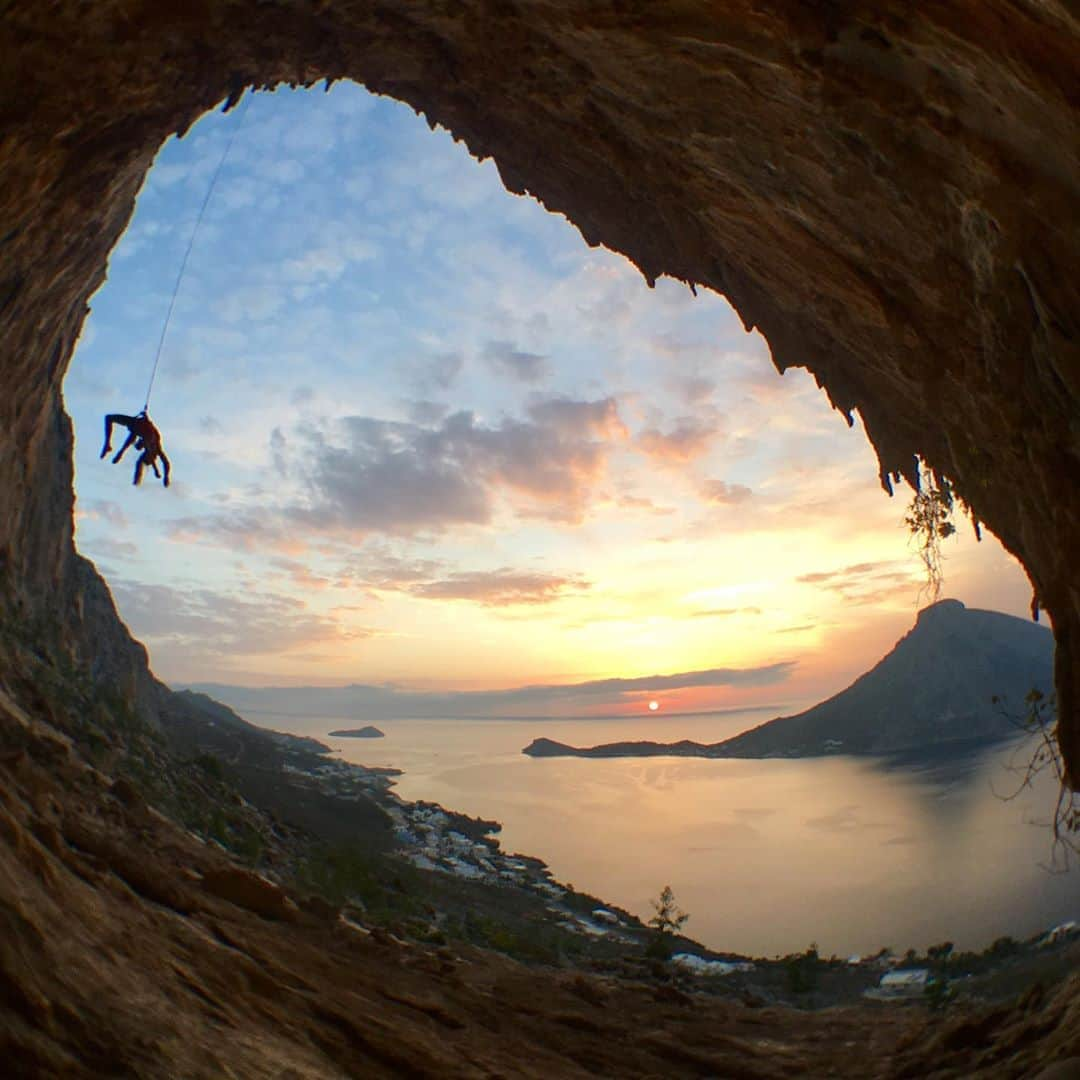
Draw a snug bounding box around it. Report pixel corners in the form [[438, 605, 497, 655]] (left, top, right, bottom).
[[2, 2, 1078, 774]]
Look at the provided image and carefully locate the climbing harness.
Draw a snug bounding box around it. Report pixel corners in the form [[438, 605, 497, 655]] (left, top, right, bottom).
[[142, 90, 252, 412]]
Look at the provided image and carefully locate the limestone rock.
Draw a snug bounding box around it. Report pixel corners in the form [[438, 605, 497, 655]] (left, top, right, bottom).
[[0, 0, 1076, 779], [200, 867, 300, 922], [0, 6, 1079, 1073]]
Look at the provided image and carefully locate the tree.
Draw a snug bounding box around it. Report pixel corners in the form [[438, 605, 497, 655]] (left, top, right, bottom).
[[927, 941, 954, 964], [646, 885, 689, 960], [785, 943, 820, 995], [649, 885, 689, 935], [924, 975, 957, 1012]]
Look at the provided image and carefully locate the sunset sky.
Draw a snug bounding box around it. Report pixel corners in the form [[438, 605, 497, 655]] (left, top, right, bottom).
[[64, 82, 1035, 718]]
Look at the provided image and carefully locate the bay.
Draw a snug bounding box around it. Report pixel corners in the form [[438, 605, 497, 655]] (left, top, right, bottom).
[[252, 709, 1079, 957]]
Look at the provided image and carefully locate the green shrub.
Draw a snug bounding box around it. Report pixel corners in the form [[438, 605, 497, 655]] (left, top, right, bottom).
[[786, 944, 820, 995], [925, 976, 956, 1012], [194, 753, 225, 780]]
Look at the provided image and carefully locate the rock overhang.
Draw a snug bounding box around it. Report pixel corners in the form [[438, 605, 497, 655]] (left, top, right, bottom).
[[1, 1, 1077, 778]]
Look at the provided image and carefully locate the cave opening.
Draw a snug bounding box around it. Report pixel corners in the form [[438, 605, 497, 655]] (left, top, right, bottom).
[[4, 6, 1079, 1067], [66, 82, 1030, 696], [5, 3, 1077, 783], [57, 83, 1077, 954]]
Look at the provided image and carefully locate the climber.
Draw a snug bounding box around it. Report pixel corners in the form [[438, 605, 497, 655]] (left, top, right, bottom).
[[100, 411, 170, 488]]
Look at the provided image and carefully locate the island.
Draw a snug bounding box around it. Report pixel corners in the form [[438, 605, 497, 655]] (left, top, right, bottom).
[[328, 725, 386, 739], [524, 737, 716, 758], [523, 601, 1054, 761]]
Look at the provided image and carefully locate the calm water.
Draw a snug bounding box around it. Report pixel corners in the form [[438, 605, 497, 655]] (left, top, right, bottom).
[[258, 710, 1079, 957]]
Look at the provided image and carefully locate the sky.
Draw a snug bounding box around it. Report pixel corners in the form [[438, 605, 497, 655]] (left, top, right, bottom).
[[64, 82, 1037, 718]]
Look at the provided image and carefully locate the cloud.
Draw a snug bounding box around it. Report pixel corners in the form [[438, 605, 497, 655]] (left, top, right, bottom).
[[288, 396, 628, 535], [76, 499, 129, 528], [795, 560, 920, 605], [481, 339, 550, 383], [670, 374, 717, 405], [405, 399, 450, 425], [409, 569, 586, 606], [109, 580, 368, 663], [266, 159, 305, 184], [637, 416, 718, 463], [270, 427, 288, 477], [412, 352, 463, 394], [700, 479, 753, 504], [165, 509, 307, 555], [281, 238, 376, 283], [615, 494, 675, 516], [190, 661, 798, 720], [333, 548, 586, 607], [689, 606, 762, 619], [334, 547, 444, 591], [298, 414, 491, 534], [94, 541, 138, 562], [214, 284, 286, 323], [533, 663, 796, 697], [270, 558, 333, 591]]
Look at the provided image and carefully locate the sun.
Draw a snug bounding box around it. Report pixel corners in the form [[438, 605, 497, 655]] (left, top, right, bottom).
[[648, 700, 660, 711]]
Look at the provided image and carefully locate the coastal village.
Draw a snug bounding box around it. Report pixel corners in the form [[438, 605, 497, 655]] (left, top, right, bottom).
[[283, 748, 645, 944], [274, 736, 1079, 1007]]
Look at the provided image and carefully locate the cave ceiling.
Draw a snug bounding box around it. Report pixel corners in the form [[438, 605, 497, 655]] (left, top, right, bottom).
[[1, 1, 1077, 776]]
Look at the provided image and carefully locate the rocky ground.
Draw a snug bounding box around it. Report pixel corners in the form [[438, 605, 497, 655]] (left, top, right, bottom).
[[2, 636, 1079, 1077], [3, 691, 1079, 1078]]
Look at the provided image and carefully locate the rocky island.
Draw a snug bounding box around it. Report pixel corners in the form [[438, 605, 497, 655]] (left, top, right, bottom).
[[524, 601, 1054, 761], [327, 725, 385, 739]]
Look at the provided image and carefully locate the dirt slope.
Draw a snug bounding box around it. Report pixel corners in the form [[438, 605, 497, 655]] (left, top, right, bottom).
[[1, 674, 1078, 1077]]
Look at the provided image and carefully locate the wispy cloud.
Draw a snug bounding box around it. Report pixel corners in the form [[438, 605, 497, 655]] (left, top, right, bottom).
[[411, 352, 464, 394], [689, 606, 763, 619], [409, 569, 586, 606], [481, 339, 550, 383], [190, 660, 797, 720], [796, 560, 920, 605], [110, 580, 371, 667], [637, 416, 718, 464], [76, 499, 129, 527], [165, 509, 307, 555], [335, 549, 586, 607], [699, 479, 753, 505]]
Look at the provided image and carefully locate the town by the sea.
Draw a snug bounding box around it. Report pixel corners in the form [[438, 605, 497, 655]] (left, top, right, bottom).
[[248, 708, 1077, 958]]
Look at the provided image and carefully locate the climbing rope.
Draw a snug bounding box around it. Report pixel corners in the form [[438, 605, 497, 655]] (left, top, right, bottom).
[[143, 91, 252, 411]]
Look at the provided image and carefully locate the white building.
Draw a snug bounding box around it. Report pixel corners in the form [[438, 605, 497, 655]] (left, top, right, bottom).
[[671, 953, 755, 976], [864, 968, 931, 1001]]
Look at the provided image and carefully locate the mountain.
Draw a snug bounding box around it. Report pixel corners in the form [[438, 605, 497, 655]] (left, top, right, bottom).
[[523, 600, 1055, 760], [523, 736, 718, 759]]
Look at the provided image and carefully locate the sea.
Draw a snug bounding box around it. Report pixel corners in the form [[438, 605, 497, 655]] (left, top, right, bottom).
[[249, 708, 1079, 958]]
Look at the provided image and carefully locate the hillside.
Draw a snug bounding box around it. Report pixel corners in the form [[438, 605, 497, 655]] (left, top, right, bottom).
[[524, 600, 1055, 760], [716, 600, 1053, 757]]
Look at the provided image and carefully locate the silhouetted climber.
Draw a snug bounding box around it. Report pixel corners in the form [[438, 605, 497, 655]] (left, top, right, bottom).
[[100, 411, 170, 487]]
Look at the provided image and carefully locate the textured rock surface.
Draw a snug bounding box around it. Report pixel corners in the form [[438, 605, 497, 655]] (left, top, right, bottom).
[[1, 678, 1078, 1077], [2, 0, 1078, 776], [0, 6, 1078, 1069]]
